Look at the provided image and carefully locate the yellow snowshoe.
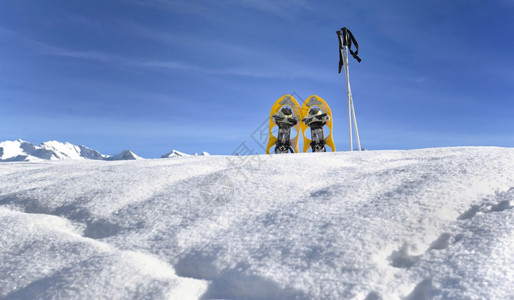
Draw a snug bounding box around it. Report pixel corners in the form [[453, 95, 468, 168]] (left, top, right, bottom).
[[266, 95, 301, 154], [300, 95, 336, 152]]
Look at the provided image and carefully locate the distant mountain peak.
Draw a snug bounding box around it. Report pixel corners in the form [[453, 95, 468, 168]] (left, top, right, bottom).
[[161, 149, 190, 158], [40, 140, 89, 160], [78, 145, 108, 160], [0, 140, 42, 161], [194, 152, 210, 156], [106, 150, 143, 161]]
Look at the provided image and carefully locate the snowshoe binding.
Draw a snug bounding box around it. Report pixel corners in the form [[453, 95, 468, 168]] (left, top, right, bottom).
[[302, 107, 330, 152], [272, 107, 298, 153], [300, 95, 336, 153], [266, 95, 301, 154]]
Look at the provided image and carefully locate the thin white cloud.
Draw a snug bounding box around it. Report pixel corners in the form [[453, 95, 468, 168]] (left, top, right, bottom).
[[1, 25, 332, 80], [118, 20, 274, 61], [125, 0, 215, 17], [124, 0, 313, 19], [227, 0, 312, 15], [108, 22, 331, 79], [44, 47, 118, 62], [1, 26, 119, 63], [0, 27, 15, 36], [132, 59, 332, 80]]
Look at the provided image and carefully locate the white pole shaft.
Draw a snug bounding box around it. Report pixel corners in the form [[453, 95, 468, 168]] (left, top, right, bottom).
[[342, 45, 362, 151], [342, 46, 353, 151], [350, 97, 362, 151]]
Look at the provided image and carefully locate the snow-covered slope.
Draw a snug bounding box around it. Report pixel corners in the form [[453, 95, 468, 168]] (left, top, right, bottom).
[[0, 147, 513, 299]]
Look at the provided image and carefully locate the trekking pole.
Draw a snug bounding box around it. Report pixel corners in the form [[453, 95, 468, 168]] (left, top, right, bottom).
[[337, 27, 362, 151]]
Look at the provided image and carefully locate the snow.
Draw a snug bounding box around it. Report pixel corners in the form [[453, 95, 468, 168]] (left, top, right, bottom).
[[0, 140, 208, 161], [194, 152, 211, 156], [162, 149, 190, 158], [40, 141, 90, 160], [0, 139, 44, 161], [106, 150, 143, 161], [0, 140, 108, 161], [0, 147, 513, 299]]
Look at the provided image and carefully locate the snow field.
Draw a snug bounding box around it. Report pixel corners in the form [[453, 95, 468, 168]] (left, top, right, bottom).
[[0, 147, 513, 299]]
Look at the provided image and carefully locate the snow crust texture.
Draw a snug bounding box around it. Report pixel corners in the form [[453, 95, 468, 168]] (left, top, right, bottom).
[[0, 147, 513, 299]]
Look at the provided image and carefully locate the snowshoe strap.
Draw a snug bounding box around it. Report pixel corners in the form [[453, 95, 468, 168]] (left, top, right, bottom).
[[303, 114, 328, 127]]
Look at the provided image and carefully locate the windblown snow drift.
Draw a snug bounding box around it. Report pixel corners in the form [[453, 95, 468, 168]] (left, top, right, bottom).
[[0, 147, 513, 299]]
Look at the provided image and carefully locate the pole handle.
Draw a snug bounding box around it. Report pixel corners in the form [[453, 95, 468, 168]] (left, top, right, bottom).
[[337, 27, 361, 71]]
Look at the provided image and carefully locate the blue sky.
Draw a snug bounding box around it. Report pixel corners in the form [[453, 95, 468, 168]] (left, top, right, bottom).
[[1, 0, 513, 157]]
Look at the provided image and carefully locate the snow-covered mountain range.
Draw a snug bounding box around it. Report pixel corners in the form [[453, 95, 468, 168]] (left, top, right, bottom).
[[0, 140, 208, 161], [0, 147, 513, 299]]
